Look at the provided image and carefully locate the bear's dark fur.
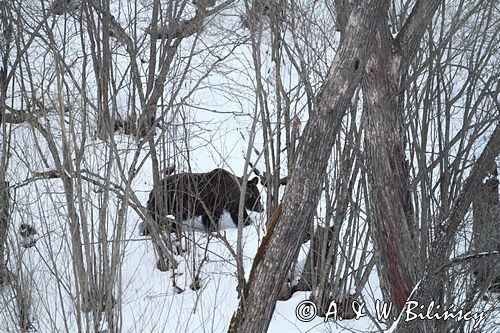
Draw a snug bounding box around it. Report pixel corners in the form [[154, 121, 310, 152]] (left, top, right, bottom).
[[145, 168, 263, 234]]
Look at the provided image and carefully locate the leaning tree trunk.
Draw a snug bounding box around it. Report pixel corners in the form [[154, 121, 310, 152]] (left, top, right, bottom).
[[227, 1, 389, 332]]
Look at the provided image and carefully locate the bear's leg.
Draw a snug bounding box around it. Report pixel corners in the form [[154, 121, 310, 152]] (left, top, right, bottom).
[[202, 213, 219, 232], [228, 204, 252, 227]]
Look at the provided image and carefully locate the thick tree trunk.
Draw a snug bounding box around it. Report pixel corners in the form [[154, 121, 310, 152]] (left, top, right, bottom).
[[361, 0, 440, 317], [362, 22, 419, 313], [227, 1, 389, 332]]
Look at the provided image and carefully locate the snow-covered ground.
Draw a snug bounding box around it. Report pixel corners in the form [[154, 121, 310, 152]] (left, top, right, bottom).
[[1, 1, 499, 332], [0, 121, 387, 332]]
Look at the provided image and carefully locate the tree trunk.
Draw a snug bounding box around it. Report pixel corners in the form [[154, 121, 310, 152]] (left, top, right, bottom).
[[362, 21, 419, 314], [361, 0, 440, 317], [0, 13, 11, 284], [227, 1, 389, 332], [472, 163, 500, 290], [0, 170, 9, 284]]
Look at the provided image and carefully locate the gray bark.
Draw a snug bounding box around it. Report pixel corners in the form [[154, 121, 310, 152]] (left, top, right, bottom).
[[227, 1, 389, 332], [472, 164, 500, 289], [362, 0, 440, 315], [0, 170, 8, 284], [0, 4, 12, 284]]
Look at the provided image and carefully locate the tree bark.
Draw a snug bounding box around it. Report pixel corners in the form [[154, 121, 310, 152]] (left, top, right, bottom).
[[0, 169, 9, 284], [0, 8, 12, 284], [472, 163, 499, 288], [362, 21, 419, 313], [362, 0, 440, 315], [227, 1, 389, 332]]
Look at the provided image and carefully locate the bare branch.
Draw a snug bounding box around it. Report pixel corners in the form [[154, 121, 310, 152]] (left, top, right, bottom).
[[394, 0, 441, 62]]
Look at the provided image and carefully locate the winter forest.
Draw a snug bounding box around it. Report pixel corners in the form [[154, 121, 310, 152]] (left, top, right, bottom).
[[0, 0, 499, 332]]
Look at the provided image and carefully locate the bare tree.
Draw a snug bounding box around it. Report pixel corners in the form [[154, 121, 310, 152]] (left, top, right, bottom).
[[230, 0, 499, 332], [1, 0, 498, 332], [228, 1, 389, 331], [0, 0, 14, 286], [360, 0, 440, 315]]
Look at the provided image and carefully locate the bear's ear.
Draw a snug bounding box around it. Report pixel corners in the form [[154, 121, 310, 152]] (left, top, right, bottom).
[[248, 176, 259, 186]]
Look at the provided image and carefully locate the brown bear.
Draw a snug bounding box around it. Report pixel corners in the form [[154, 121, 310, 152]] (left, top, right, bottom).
[[144, 168, 264, 235]]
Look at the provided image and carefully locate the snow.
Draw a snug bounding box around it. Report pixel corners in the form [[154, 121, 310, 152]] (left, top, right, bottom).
[[0, 123, 384, 332], [1, 1, 499, 332]]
